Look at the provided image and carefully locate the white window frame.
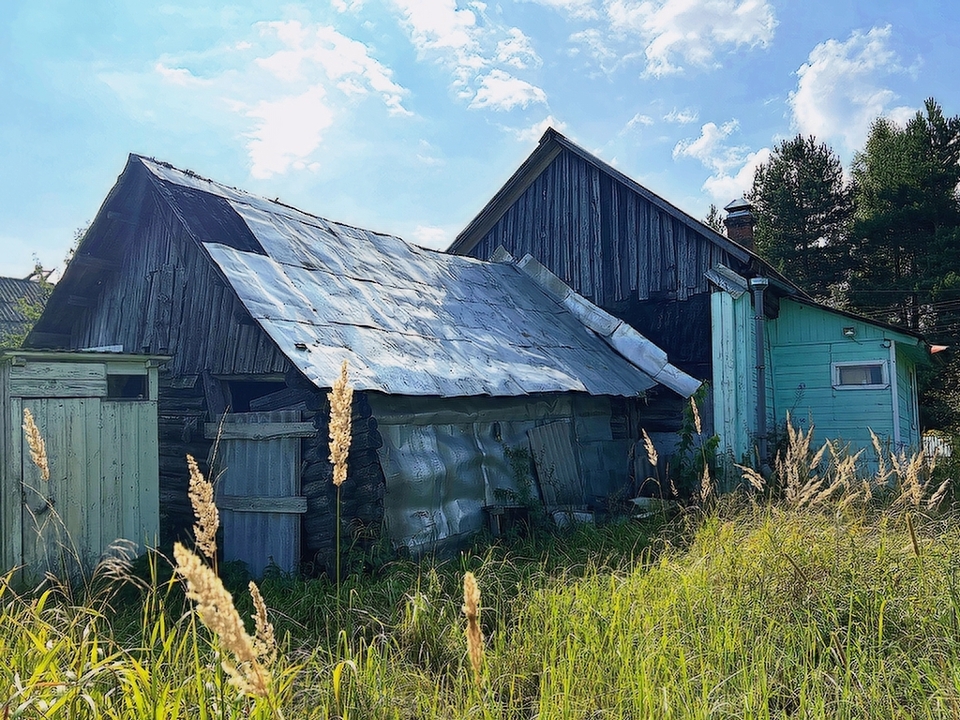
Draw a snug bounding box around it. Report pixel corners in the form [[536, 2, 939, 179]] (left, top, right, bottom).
[[831, 360, 889, 390]]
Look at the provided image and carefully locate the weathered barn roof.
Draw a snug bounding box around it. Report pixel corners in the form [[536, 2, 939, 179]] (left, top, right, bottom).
[[94, 156, 697, 398], [0, 276, 48, 342]]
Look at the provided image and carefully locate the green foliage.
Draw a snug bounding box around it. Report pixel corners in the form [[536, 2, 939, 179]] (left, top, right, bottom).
[[748, 134, 852, 302], [7, 486, 960, 718], [849, 98, 960, 329], [848, 98, 960, 430], [673, 384, 720, 496]]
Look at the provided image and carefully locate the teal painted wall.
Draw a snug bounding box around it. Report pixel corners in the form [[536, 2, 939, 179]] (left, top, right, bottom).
[[767, 299, 921, 454], [711, 291, 774, 468], [712, 293, 924, 472]]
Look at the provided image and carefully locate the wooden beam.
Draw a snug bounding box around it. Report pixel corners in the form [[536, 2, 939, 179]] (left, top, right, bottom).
[[67, 295, 96, 308], [71, 254, 119, 272], [217, 495, 308, 514], [204, 421, 316, 440]]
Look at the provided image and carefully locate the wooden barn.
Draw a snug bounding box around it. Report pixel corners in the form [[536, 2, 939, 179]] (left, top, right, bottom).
[[26, 154, 698, 575], [451, 128, 931, 471], [0, 350, 162, 577]]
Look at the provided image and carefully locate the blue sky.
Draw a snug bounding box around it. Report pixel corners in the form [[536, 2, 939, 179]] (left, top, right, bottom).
[[2, 0, 958, 278]]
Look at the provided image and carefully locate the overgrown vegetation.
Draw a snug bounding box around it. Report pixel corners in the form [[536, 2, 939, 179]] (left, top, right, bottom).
[[5, 405, 960, 718]]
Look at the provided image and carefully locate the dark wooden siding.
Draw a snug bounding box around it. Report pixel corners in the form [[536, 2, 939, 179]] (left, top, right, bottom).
[[464, 149, 743, 378], [468, 149, 741, 306], [69, 185, 288, 377]]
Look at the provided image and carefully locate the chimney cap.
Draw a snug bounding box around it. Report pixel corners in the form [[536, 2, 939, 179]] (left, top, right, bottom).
[[724, 197, 752, 213]]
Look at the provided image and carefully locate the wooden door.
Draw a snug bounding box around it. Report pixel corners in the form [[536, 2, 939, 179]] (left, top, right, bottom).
[[207, 411, 312, 577]]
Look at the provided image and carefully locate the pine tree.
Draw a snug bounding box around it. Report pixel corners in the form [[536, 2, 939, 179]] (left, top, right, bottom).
[[748, 135, 851, 302]]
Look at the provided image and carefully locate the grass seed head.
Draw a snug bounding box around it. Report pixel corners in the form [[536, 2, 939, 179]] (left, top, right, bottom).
[[642, 429, 658, 468], [690, 396, 702, 436], [328, 360, 354, 488], [187, 454, 219, 561], [462, 571, 483, 685], [22, 408, 49, 482], [173, 543, 271, 697], [249, 581, 277, 666]]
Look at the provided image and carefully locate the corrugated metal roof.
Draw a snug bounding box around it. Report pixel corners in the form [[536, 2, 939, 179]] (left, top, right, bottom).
[[138, 157, 669, 398], [0, 276, 48, 339]]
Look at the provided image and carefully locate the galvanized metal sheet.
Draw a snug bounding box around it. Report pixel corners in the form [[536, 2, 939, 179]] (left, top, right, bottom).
[[147, 159, 664, 398]]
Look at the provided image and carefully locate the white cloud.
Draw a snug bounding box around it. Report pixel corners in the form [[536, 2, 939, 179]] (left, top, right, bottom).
[[702, 147, 771, 204], [606, 0, 777, 76], [246, 86, 335, 179], [411, 224, 451, 249], [389, 0, 484, 93], [789, 25, 914, 154], [674, 120, 770, 203], [626, 112, 655, 128], [495, 28, 542, 70], [256, 22, 409, 116], [664, 107, 698, 124], [470, 69, 547, 111], [154, 63, 211, 86], [515, 115, 568, 143], [569, 28, 622, 73], [524, 0, 599, 19], [673, 120, 745, 173], [148, 21, 411, 179], [388, 0, 548, 110]]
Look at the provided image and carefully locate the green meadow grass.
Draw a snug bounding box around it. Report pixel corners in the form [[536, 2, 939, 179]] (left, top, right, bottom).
[[4, 496, 960, 719]]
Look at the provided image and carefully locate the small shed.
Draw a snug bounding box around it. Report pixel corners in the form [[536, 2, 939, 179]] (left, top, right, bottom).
[[0, 350, 163, 576]]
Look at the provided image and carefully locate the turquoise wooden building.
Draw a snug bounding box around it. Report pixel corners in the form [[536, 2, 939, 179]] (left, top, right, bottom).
[[711, 268, 928, 467], [452, 129, 932, 476]]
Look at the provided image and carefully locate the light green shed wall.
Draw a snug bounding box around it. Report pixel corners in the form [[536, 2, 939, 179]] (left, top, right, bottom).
[[711, 291, 774, 467], [1, 352, 161, 577], [767, 299, 923, 454]]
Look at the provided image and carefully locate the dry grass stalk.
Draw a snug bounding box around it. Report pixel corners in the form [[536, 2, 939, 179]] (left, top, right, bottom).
[[462, 571, 483, 685], [22, 408, 49, 481], [328, 360, 354, 488], [641, 429, 658, 468], [699, 465, 713, 504], [187, 454, 219, 561], [173, 543, 271, 697], [690, 397, 702, 436], [736, 463, 766, 493], [249, 581, 277, 666], [928, 478, 951, 510]]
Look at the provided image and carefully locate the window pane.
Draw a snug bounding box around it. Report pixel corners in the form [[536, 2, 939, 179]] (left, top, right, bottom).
[[838, 364, 883, 386]]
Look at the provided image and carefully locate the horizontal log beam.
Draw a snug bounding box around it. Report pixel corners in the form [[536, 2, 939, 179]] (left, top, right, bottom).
[[217, 495, 308, 514], [204, 421, 316, 440]]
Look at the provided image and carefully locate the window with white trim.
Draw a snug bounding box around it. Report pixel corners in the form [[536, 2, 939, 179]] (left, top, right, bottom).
[[832, 361, 888, 389]]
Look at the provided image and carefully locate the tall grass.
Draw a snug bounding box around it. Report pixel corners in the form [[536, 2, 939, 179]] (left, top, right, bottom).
[[4, 415, 960, 718]]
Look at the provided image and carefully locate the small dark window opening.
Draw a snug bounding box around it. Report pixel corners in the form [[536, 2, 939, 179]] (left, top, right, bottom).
[[107, 374, 148, 400], [226, 380, 285, 412]]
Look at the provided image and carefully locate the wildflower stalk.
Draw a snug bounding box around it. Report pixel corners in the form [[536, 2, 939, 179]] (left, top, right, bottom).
[[463, 572, 483, 686], [22, 408, 49, 481], [328, 360, 353, 597], [187, 454, 219, 567]]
